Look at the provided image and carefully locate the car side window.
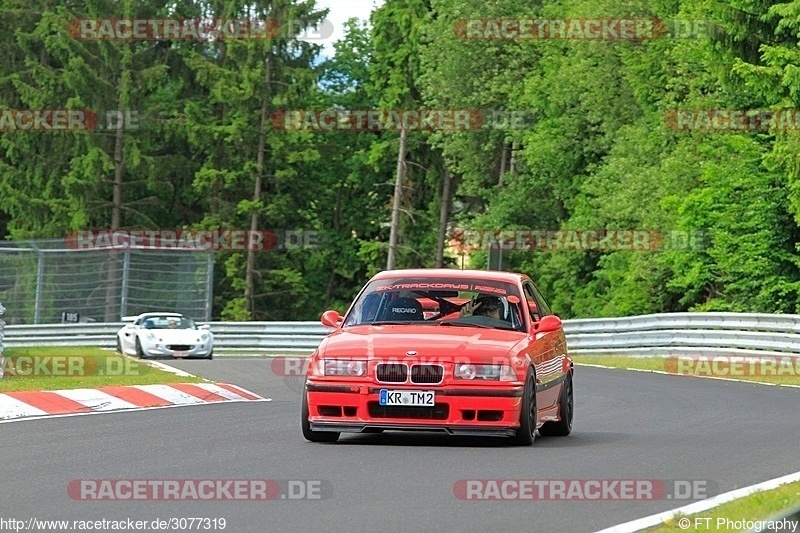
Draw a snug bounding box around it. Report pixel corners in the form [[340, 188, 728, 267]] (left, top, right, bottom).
[[522, 282, 541, 322], [529, 281, 554, 316]]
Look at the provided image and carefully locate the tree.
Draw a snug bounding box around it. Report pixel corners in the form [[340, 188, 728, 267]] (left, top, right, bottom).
[[370, 0, 432, 270], [179, 0, 327, 319]]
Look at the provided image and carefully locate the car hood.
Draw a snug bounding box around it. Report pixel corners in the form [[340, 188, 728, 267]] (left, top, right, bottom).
[[318, 325, 526, 362]]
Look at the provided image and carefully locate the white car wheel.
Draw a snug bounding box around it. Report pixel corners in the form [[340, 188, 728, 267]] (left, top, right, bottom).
[[135, 337, 146, 359]]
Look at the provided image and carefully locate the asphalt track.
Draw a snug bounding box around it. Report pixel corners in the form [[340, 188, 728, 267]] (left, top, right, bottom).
[[1, 359, 799, 533]]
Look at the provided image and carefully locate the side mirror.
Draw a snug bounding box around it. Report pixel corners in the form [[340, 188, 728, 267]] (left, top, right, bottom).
[[534, 315, 562, 334], [321, 310, 343, 328]]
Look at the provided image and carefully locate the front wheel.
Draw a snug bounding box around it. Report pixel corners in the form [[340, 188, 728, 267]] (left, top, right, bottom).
[[301, 386, 339, 443], [116, 337, 123, 354], [539, 371, 573, 437], [135, 337, 146, 359], [511, 369, 537, 446]]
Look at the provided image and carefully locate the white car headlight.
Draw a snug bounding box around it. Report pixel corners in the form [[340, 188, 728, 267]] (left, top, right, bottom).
[[324, 359, 367, 377], [454, 364, 516, 381], [144, 332, 156, 341], [200, 333, 210, 342]]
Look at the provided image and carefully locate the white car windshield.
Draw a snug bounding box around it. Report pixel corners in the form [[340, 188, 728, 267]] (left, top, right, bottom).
[[140, 316, 196, 330]]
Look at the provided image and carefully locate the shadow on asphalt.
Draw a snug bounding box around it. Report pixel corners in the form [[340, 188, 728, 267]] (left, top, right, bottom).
[[311, 430, 628, 449]]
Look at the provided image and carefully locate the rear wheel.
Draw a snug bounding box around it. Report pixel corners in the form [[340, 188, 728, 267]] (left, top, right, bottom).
[[539, 371, 573, 437], [301, 386, 339, 443], [511, 369, 537, 446], [115, 337, 123, 354]]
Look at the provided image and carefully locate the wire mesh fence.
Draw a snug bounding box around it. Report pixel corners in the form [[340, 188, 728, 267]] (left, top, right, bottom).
[[0, 240, 213, 324]]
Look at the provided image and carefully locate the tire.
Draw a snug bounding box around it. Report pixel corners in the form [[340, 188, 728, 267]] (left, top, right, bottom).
[[116, 337, 123, 354], [511, 369, 537, 446], [301, 385, 339, 443], [205, 350, 213, 360], [135, 337, 147, 359], [539, 371, 573, 437]]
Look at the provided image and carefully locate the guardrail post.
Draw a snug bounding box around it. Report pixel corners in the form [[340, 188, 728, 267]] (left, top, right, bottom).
[[0, 303, 5, 378], [205, 252, 213, 322], [120, 249, 130, 318], [32, 244, 44, 324]]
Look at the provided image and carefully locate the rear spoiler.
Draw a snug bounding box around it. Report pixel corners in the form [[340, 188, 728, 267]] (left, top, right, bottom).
[[121, 316, 137, 322]]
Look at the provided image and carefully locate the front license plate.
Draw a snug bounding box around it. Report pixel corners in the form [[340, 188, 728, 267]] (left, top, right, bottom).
[[173, 351, 189, 358], [379, 390, 435, 407]]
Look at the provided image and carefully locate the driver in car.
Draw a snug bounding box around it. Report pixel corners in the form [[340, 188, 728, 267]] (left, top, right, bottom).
[[460, 296, 503, 320]]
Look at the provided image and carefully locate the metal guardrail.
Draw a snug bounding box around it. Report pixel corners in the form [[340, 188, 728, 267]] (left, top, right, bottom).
[[563, 312, 800, 357], [2, 312, 799, 357], [2, 322, 331, 354]]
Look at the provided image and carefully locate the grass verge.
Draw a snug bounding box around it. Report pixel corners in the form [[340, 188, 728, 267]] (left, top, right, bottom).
[[0, 346, 204, 392], [645, 480, 800, 531], [572, 355, 800, 386]]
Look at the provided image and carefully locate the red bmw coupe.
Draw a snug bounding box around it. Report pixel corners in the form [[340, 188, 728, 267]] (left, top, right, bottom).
[[301, 269, 573, 445]]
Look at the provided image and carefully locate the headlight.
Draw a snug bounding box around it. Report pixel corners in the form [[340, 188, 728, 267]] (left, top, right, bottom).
[[454, 364, 516, 381], [324, 359, 367, 377], [200, 333, 210, 341], [144, 332, 156, 341]]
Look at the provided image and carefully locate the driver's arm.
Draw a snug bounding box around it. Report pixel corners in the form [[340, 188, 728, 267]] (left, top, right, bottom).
[[460, 300, 480, 317]]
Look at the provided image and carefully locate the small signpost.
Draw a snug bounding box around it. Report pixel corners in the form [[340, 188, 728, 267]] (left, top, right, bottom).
[[61, 311, 80, 324]]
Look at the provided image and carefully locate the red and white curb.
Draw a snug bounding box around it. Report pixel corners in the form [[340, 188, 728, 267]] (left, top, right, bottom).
[[0, 382, 269, 423]]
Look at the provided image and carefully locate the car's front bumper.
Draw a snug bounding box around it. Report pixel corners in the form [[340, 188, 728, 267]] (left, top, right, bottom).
[[305, 382, 524, 435], [141, 342, 213, 358]]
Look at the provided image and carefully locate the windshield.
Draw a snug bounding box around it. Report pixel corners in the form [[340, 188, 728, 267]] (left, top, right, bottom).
[[342, 277, 525, 331], [140, 316, 196, 330]]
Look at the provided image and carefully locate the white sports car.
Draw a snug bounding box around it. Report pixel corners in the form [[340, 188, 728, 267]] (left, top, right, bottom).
[[116, 312, 214, 359]]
